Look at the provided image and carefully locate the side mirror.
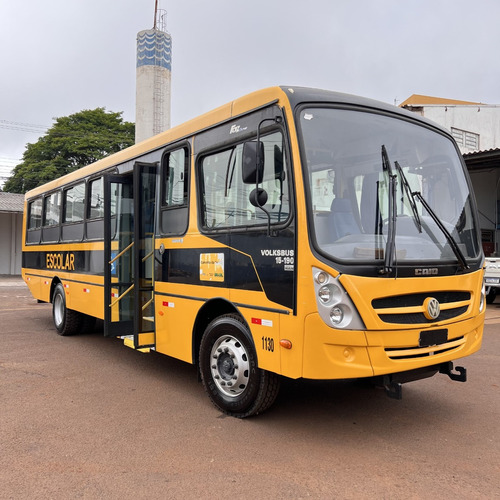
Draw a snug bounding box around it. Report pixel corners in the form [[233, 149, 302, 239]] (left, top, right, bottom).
[[249, 188, 268, 208], [242, 141, 264, 184]]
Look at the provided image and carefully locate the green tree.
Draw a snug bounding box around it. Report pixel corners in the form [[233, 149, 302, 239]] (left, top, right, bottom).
[[3, 108, 135, 193]]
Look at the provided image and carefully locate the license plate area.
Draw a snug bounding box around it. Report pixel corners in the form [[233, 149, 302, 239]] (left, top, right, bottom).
[[419, 329, 448, 347], [485, 277, 500, 284]]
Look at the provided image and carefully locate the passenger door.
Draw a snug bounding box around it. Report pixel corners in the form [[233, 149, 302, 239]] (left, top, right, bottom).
[[103, 163, 157, 348]]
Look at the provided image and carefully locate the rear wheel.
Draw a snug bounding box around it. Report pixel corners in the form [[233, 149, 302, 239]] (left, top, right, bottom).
[[199, 314, 280, 418], [52, 283, 83, 336]]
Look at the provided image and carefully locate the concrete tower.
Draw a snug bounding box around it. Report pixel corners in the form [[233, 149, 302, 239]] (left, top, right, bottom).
[[135, 6, 172, 143]]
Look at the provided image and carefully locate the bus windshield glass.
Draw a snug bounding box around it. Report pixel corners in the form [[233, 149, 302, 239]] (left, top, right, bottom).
[[299, 107, 480, 267]]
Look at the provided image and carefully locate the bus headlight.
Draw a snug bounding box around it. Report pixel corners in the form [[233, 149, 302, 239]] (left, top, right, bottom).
[[317, 283, 342, 304], [313, 267, 365, 330], [479, 281, 486, 313], [330, 306, 344, 324], [318, 285, 331, 303]]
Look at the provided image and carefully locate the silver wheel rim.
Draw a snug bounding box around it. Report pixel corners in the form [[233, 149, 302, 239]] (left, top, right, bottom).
[[210, 335, 250, 397], [54, 293, 64, 327]]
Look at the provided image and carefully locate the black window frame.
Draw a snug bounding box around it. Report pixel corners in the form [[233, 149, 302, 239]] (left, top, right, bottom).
[[87, 176, 105, 221], [197, 127, 292, 234], [159, 142, 191, 236], [62, 181, 86, 224], [42, 190, 61, 228], [27, 197, 42, 230]]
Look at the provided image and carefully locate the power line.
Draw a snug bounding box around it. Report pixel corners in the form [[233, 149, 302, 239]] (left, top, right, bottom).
[[0, 119, 50, 133]]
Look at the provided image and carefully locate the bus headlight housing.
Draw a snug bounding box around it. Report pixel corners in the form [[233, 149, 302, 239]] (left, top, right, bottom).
[[479, 280, 486, 313], [313, 267, 365, 330]]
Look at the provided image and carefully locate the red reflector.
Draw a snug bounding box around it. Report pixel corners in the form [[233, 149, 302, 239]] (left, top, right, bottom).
[[252, 318, 273, 327]]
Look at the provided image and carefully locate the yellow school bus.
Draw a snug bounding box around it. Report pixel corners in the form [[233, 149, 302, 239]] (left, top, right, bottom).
[[22, 86, 485, 416]]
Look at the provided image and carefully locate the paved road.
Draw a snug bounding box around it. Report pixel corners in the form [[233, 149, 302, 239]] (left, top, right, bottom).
[[1, 280, 499, 499]]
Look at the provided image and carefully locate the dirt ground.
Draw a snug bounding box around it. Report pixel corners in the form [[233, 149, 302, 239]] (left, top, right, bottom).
[[1, 278, 499, 499]]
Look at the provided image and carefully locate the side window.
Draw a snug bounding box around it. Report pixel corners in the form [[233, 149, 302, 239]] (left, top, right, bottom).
[[160, 147, 189, 235], [163, 148, 188, 206], [63, 183, 85, 223], [43, 192, 60, 226], [200, 131, 289, 229], [88, 177, 104, 219], [28, 198, 42, 229]]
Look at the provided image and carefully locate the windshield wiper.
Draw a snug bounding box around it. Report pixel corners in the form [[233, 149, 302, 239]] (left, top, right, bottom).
[[380, 146, 468, 273], [381, 145, 397, 274], [412, 191, 469, 271]]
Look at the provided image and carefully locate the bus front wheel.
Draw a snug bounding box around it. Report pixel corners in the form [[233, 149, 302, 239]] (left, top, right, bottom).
[[52, 283, 83, 336], [199, 314, 280, 418]]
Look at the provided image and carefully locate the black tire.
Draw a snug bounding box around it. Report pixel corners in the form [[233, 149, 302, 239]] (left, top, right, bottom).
[[199, 314, 280, 418], [486, 288, 497, 304], [52, 283, 83, 336]]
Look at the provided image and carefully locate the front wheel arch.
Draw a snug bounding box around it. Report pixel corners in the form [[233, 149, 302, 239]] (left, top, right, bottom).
[[192, 298, 240, 365]]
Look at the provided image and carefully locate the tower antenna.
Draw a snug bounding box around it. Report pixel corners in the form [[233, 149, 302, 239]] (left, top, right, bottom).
[[153, 0, 158, 30]]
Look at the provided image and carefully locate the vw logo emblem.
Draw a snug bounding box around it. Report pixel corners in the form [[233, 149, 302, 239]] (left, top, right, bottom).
[[423, 297, 440, 320]]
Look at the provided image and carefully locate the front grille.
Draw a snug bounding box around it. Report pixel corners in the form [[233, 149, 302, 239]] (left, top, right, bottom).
[[385, 336, 465, 360], [379, 306, 468, 324], [372, 291, 471, 325]]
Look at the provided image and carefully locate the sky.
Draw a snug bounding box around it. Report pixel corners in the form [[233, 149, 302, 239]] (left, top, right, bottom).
[[1, 0, 500, 180]]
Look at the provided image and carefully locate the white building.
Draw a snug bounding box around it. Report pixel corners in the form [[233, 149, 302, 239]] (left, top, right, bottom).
[[0, 192, 23, 275], [401, 94, 500, 154]]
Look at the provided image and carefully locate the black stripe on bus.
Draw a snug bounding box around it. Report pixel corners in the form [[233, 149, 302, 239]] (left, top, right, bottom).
[[24, 272, 105, 287], [155, 291, 290, 315]]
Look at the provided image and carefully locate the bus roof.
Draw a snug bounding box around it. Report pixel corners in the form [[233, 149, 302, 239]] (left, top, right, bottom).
[[25, 86, 290, 199], [25, 85, 449, 199]]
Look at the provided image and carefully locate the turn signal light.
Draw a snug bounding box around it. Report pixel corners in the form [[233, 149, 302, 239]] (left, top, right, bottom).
[[279, 339, 292, 349]]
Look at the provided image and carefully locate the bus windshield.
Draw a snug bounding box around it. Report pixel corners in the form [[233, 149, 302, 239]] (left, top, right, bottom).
[[299, 107, 480, 268]]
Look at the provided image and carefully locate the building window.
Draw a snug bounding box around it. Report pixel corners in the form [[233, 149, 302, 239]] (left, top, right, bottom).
[[451, 127, 480, 150]]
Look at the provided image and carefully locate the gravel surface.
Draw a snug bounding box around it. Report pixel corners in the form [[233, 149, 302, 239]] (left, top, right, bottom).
[[1, 281, 499, 499]]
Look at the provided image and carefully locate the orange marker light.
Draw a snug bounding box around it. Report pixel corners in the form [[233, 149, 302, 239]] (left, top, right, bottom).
[[279, 339, 292, 350]]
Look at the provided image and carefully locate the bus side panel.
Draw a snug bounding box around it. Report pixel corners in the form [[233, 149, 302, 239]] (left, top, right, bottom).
[[154, 294, 197, 363], [277, 313, 305, 379], [154, 282, 230, 363], [22, 271, 42, 302], [231, 298, 282, 374], [64, 279, 105, 320]]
